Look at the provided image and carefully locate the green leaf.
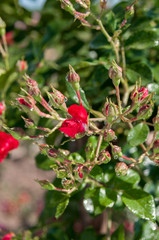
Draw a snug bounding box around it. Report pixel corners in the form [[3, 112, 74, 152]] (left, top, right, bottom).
[[89, 165, 103, 181], [35, 153, 53, 170], [36, 179, 55, 190], [66, 81, 90, 110], [104, 11, 117, 33], [90, 33, 110, 49], [147, 83, 159, 94], [55, 197, 69, 219], [121, 189, 156, 221], [125, 29, 159, 49], [85, 136, 98, 161], [68, 152, 85, 164], [113, 169, 140, 190], [99, 188, 117, 208], [126, 63, 153, 84], [111, 224, 125, 240], [83, 187, 106, 216], [127, 123, 149, 146]]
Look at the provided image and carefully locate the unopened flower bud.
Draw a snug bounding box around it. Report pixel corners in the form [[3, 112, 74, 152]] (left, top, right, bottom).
[[67, 65, 80, 91], [48, 148, 59, 158], [153, 140, 159, 154], [100, 0, 106, 9], [38, 144, 49, 155], [0, 17, 6, 36], [57, 167, 68, 178], [16, 60, 28, 72], [60, 0, 75, 15], [75, 0, 88, 9], [102, 99, 118, 123], [103, 129, 116, 142], [21, 116, 35, 128], [17, 98, 32, 108], [125, 4, 134, 19], [115, 162, 128, 176], [74, 165, 88, 180], [109, 60, 122, 87], [131, 86, 149, 103], [24, 75, 41, 97], [48, 85, 67, 107], [0, 102, 5, 115], [137, 105, 152, 120], [111, 145, 122, 159], [62, 178, 74, 189], [97, 150, 111, 164]]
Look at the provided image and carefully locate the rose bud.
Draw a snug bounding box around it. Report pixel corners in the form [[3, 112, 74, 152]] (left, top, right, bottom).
[[111, 145, 122, 159], [21, 116, 35, 128], [102, 99, 118, 123], [153, 140, 159, 154], [100, 0, 106, 9], [17, 98, 32, 109], [47, 85, 67, 111], [115, 162, 128, 176], [103, 129, 116, 142], [61, 179, 74, 190], [61, 0, 75, 15], [57, 167, 68, 178], [67, 65, 80, 91], [16, 60, 28, 72], [97, 150, 111, 164], [75, 0, 88, 9], [109, 60, 122, 87], [131, 86, 149, 103], [137, 105, 152, 120], [0, 102, 5, 115], [24, 75, 40, 97]]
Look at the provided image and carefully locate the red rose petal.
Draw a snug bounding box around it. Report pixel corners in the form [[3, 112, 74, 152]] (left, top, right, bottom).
[[68, 104, 87, 123]]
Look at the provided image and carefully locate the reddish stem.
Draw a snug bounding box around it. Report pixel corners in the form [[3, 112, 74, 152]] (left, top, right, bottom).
[[76, 90, 82, 105]]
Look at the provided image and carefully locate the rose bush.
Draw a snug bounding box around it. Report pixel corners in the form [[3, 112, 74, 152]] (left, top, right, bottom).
[[0, 0, 159, 239]]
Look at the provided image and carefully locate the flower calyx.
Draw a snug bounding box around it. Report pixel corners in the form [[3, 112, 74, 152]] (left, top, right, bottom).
[[109, 60, 122, 87]]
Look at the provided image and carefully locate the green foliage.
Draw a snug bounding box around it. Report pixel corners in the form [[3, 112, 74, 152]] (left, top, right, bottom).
[[127, 123, 149, 146], [1, 0, 159, 239]]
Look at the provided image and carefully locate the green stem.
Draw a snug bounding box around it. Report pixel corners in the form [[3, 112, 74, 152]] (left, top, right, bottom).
[[107, 209, 112, 240], [93, 134, 103, 162], [90, 13, 120, 63], [115, 86, 122, 114]]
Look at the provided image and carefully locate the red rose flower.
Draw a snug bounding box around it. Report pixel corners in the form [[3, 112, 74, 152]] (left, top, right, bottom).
[[0, 132, 19, 163], [2, 233, 14, 240], [59, 104, 87, 138], [0, 102, 5, 115]]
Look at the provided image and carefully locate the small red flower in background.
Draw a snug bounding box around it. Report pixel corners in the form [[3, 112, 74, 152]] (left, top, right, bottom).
[[5, 31, 14, 45], [0, 102, 5, 115], [0, 132, 19, 163], [59, 104, 87, 138], [2, 233, 14, 240]]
